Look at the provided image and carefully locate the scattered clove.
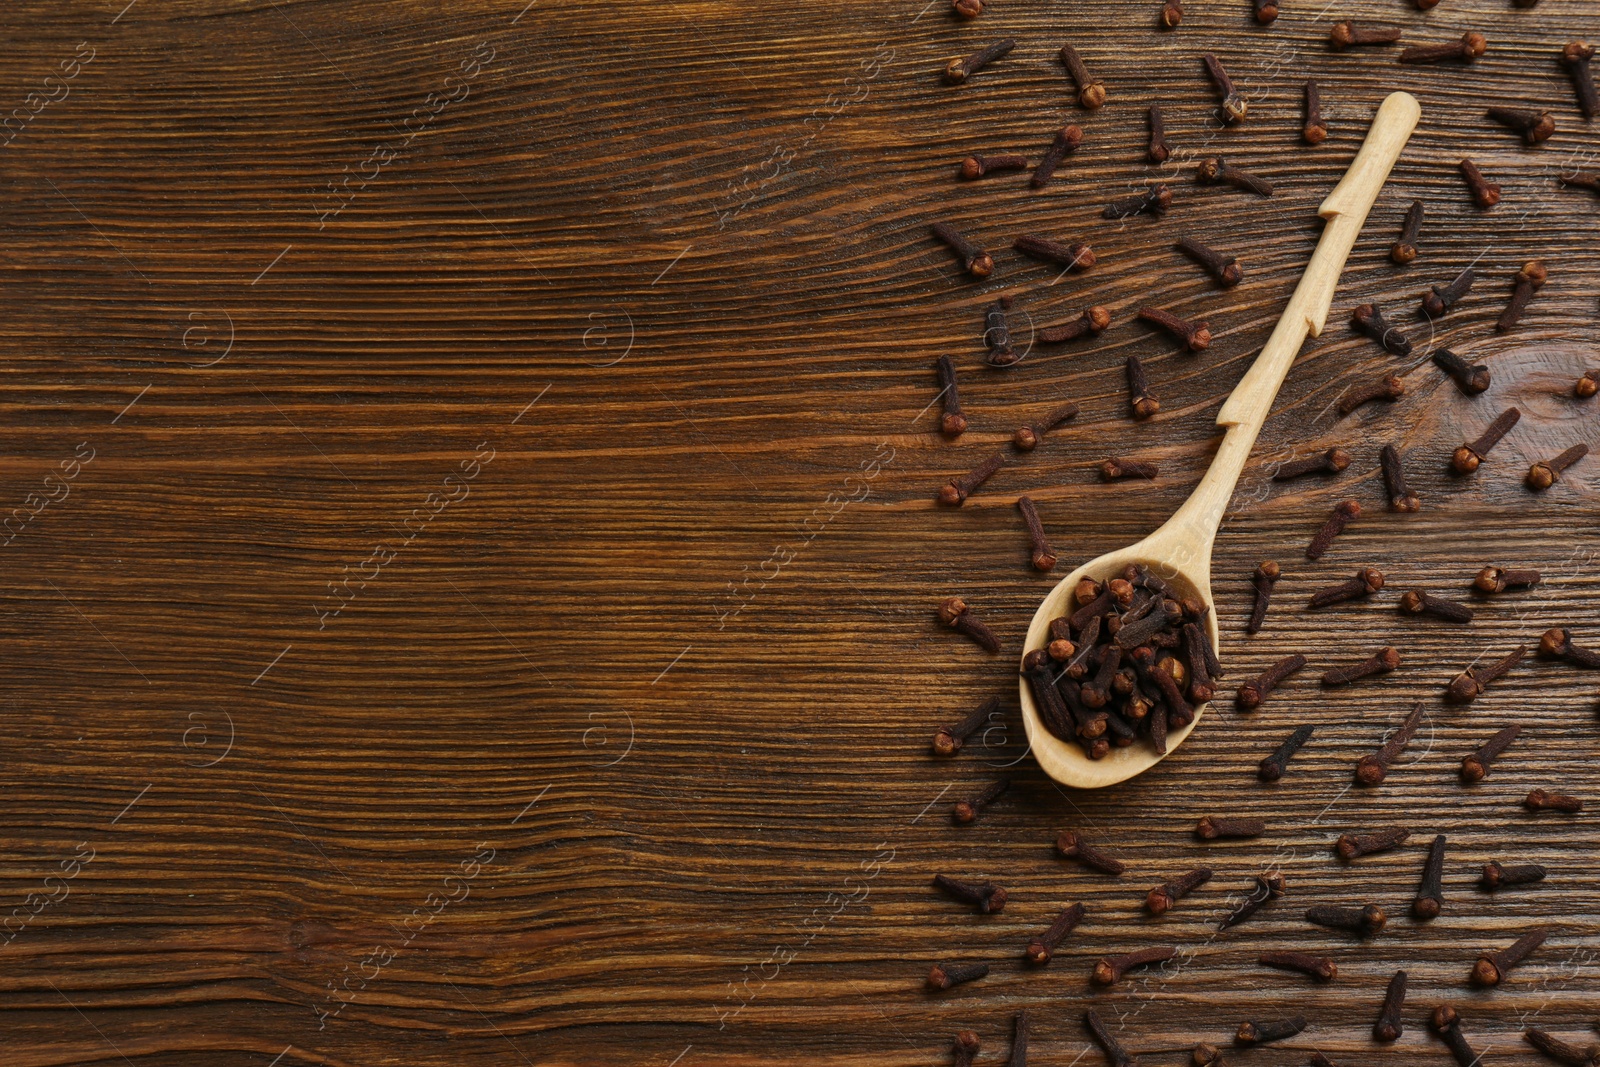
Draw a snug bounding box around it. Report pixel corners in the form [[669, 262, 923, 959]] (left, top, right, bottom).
[[939, 453, 1007, 505], [932, 696, 1000, 756], [1528, 444, 1588, 489], [1274, 448, 1350, 480], [1399, 32, 1487, 64], [1238, 653, 1305, 710], [1421, 268, 1475, 317], [1413, 834, 1446, 919], [1104, 184, 1172, 218], [1391, 200, 1424, 263], [1447, 645, 1525, 702], [1399, 589, 1473, 622], [1245, 562, 1282, 635], [938, 597, 1002, 652], [1350, 302, 1412, 355], [1219, 872, 1286, 929], [1431, 349, 1489, 395], [1461, 724, 1521, 782], [1381, 445, 1420, 512], [1471, 928, 1547, 985], [1306, 500, 1360, 560], [1336, 827, 1409, 859], [1013, 402, 1081, 451], [1451, 406, 1520, 473], [1338, 372, 1404, 415], [1024, 902, 1085, 964], [1323, 646, 1400, 687], [1147, 867, 1213, 914], [1031, 124, 1084, 189], [1258, 723, 1313, 780], [1038, 306, 1111, 344], [945, 39, 1016, 84], [1307, 902, 1387, 934], [1459, 158, 1501, 208], [1354, 701, 1425, 786], [1497, 261, 1547, 332]]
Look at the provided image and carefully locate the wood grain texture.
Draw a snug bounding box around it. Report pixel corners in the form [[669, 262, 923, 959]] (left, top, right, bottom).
[[0, 0, 1596, 1064]]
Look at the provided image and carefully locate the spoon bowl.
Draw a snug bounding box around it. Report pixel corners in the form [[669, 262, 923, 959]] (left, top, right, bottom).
[[1018, 91, 1422, 789]]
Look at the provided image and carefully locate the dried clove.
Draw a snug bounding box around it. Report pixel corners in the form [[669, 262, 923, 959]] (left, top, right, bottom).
[[1176, 236, 1243, 287], [1196, 816, 1264, 840], [1413, 834, 1446, 919], [1399, 589, 1473, 623], [1354, 701, 1425, 786], [1461, 724, 1521, 782], [1102, 457, 1159, 481], [1380, 445, 1420, 512], [934, 355, 967, 436], [1525, 788, 1582, 813], [1562, 42, 1598, 119], [927, 960, 990, 990], [1488, 106, 1555, 146], [1303, 80, 1326, 143], [1451, 406, 1520, 473], [1528, 444, 1588, 489], [1093, 945, 1177, 984], [1307, 500, 1361, 561], [1013, 402, 1081, 451], [1459, 158, 1501, 209], [1374, 970, 1407, 1042], [1235, 1016, 1306, 1046], [1399, 32, 1487, 64], [1031, 124, 1084, 189], [1013, 234, 1095, 271], [1258, 723, 1313, 780], [1056, 829, 1126, 875], [1482, 861, 1546, 889], [931, 222, 993, 278], [1017, 496, 1056, 572], [1238, 653, 1304, 710], [1126, 355, 1160, 420], [1148, 105, 1170, 163], [1307, 902, 1386, 935], [1024, 902, 1085, 964], [1447, 645, 1525, 702], [1218, 871, 1285, 930], [960, 153, 1029, 180], [1259, 950, 1335, 981], [1104, 184, 1172, 218], [938, 597, 1001, 652], [1471, 928, 1547, 985], [1421, 268, 1475, 317], [952, 777, 1009, 823], [934, 873, 1008, 913], [1329, 21, 1403, 50], [1338, 373, 1404, 415], [932, 697, 1001, 756], [1274, 448, 1350, 480], [1497, 261, 1548, 332], [1323, 646, 1399, 686], [1139, 306, 1211, 351], [1147, 867, 1213, 914], [1246, 562, 1281, 635], [1350, 302, 1412, 356], [1391, 200, 1424, 263], [1038, 306, 1111, 344], [939, 453, 1007, 505], [1196, 157, 1272, 197], [1308, 566, 1383, 609], [1058, 44, 1105, 109], [945, 39, 1015, 84], [1431, 349, 1489, 394], [1336, 827, 1409, 859], [1201, 54, 1248, 123]]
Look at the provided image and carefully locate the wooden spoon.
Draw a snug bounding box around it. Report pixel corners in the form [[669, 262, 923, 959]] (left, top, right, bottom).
[[1020, 91, 1421, 789]]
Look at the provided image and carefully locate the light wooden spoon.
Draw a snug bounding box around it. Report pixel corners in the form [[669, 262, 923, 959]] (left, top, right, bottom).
[[1020, 91, 1421, 789]]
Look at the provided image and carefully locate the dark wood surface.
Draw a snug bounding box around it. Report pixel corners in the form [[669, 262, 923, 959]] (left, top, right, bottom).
[[1, 0, 1597, 1064]]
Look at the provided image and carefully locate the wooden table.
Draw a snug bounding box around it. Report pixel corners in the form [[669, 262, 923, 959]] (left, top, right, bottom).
[[1, 1, 1596, 1063]]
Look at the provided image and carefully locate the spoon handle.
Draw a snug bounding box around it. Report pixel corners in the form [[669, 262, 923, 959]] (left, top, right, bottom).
[[1157, 92, 1421, 559]]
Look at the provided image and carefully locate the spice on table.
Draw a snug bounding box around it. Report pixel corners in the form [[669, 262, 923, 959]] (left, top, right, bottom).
[[1323, 646, 1399, 686], [1399, 32, 1486, 64], [1307, 902, 1386, 934], [1196, 816, 1263, 839], [1093, 945, 1177, 984], [1523, 1030, 1600, 1065], [1259, 951, 1335, 981], [952, 777, 1009, 823], [1337, 827, 1410, 859], [938, 596, 1001, 652], [1481, 861, 1546, 889], [1391, 200, 1424, 263], [1238, 653, 1304, 710], [1058, 44, 1105, 109], [1013, 402, 1081, 451], [935, 355, 966, 435], [1451, 407, 1520, 473], [1125, 356, 1160, 420], [984, 297, 1016, 367], [1218, 872, 1285, 929], [927, 960, 990, 990], [1431, 1006, 1482, 1067], [1159, 0, 1182, 27], [1147, 867, 1213, 914], [1056, 829, 1126, 874], [934, 873, 1008, 913], [960, 153, 1029, 180], [1197, 157, 1272, 197], [1031, 124, 1084, 189], [1446, 645, 1525, 702], [1306, 500, 1360, 561], [1399, 589, 1473, 622], [1471, 928, 1547, 985], [1245, 562, 1281, 635], [1413, 834, 1446, 918], [945, 39, 1015, 84], [1354, 701, 1425, 786], [1201, 54, 1247, 123], [1461, 724, 1521, 781], [1459, 159, 1501, 208], [1085, 1008, 1137, 1067], [1038, 306, 1111, 343], [1374, 970, 1407, 1041], [1577, 370, 1600, 397], [1013, 234, 1094, 271], [1148, 105, 1170, 163], [1104, 184, 1172, 218], [1497, 261, 1547, 331], [1338, 373, 1404, 415], [1024, 902, 1085, 964], [1422, 268, 1474, 317], [930, 222, 993, 278], [1487, 106, 1555, 146], [1309, 567, 1385, 608], [1474, 565, 1539, 593], [1274, 448, 1349, 480], [1101, 457, 1159, 481], [1303, 80, 1326, 143], [1236, 1016, 1306, 1045], [1528, 444, 1589, 489], [1432, 349, 1489, 394], [1258, 723, 1313, 780], [1139, 306, 1211, 351], [1176, 236, 1242, 287], [950, 1031, 980, 1067], [1017, 496, 1056, 571], [939, 453, 1006, 505], [932, 697, 1000, 756], [1381, 445, 1420, 511], [1350, 302, 1412, 355], [1525, 788, 1582, 813], [1539, 627, 1600, 667], [1329, 21, 1402, 50], [1562, 42, 1598, 119]]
